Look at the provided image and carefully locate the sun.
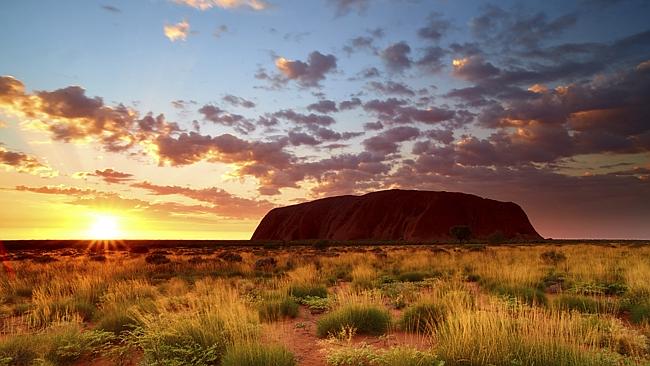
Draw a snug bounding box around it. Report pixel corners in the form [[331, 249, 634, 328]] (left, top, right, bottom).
[[87, 214, 122, 240]]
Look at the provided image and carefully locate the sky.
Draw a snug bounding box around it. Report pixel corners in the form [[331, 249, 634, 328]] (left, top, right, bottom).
[[1, 0, 649, 240]]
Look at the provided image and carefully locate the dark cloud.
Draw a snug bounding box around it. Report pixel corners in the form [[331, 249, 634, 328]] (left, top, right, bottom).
[[328, 0, 368, 16], [381, 42, 412, 72], [362, 126, 420, 155], [339, 97, 362, 110], [363, 98, 456, 125], [355, 67, 381, 79], [100, 5, 121, 13], [470, 5, 578, 50], [272, 109, 336, 127], [366, 81, 415, 96], [222, 94, 255, 108], [198, 104, 255, 134], [74, 168, 134, 184], [272, 51, 337, 88], [363, 121, 384, 131], [417, 12, 451, 42], [416, 46, 447, 73], [307, 99, 338, 114]]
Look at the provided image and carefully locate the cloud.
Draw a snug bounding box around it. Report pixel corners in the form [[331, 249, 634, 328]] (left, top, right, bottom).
[[73, 168, 134, 184], [164, 20, 190, 42], [0, 147, 58, 177], [213, 25, 229, 38], [131, 181, 274, 218], [363, 98, 456, 125], [416, 46, 447, 73], [339, 97, 362, 110], [328, 0, 368, 16], [15, 183, 268, 220], [363, 121, 383, 131], [272, 51, 337, 88], [470, 5, 578, 50], [381, 42, 412, 72], [222, 94, 255, 108], [307, 99, 338, 114], [366, 81, 415, 96], [172, 0, 269, 11], [417, 12, 451, 42], [100, 5, 121, 13], [362, 126, 420, 155], [198, 104, 255, 133], [272, 109, 336, 127]]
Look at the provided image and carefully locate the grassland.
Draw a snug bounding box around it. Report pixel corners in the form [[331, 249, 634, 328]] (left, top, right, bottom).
[[0, 242, 649, 365]]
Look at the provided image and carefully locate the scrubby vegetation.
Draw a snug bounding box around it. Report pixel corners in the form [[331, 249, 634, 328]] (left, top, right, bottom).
[[0, 243, 649, 365]]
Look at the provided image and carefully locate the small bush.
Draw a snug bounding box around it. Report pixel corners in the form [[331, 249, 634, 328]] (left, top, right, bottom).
[[129, 246, 150, 254], [482, 280, 547, 306], [259, 297, 299, 322], [96, 308, 139, 334], [629, 303, 650, 324], [43, 326, 115, 365], [449, 225, 472, 243], [300, 296, 330, 314], [397, 271, 428, 282], [401, 303, 446, 333], [289, 284, 328, 299], [0, 335, 41, 366], [145, 252, 171, 265], [254, 257, 277, 271], [487, 231, 506, 244], [555, 295, 617, 314], [317, 304, 391, 338], [326, 345, 443, 366], [540, 250, 567, 265], [218, 251, 243, 262], [222, 343, 296, 366]]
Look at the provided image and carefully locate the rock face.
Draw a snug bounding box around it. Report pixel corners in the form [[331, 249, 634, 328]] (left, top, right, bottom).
[[251, 189, 542, 241]]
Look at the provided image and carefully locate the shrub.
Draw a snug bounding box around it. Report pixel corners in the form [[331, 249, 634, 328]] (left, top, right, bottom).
[[397, 271, 427, 282], [326, 345, 443, 366], [401, 303, 446, 333], [254, 257, 277, 271], [629, 303, 650, 324], [259, 297, 299, 322], [555, 295, 617, 314], [145, 252, 171, 265], [317, 304, 391, 338], [218, 251, 243, 262], [133, 312, 232, 365], [481, 280, 547, 306], [129, 246, 150, 254], [0, 335, 41, 366], [540, 250, 567, 265], [487, 231, 506, 244], [43, 326, 115, 365], [300, 296, 330, 314], [289, 284, 328, 299], [449, 225, 471, 243], [222, 343, 296, 366], [96, 308, 139, 334]]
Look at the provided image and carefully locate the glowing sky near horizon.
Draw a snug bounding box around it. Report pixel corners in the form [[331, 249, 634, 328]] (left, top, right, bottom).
[[1, 0, 649, 240]]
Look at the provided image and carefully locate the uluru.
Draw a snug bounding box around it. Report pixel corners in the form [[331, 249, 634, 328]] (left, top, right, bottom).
[[252, 189, 542, 241]]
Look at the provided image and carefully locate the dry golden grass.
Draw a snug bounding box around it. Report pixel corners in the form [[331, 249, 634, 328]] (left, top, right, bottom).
[[0, 243, 647, 365]]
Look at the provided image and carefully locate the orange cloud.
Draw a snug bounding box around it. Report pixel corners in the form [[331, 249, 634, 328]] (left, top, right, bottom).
[[173, 0, 269, 11], [164, 20, 190, 42], [0, 147, 58, 177]]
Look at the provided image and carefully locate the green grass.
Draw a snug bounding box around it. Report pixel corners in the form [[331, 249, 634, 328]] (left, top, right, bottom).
[[397, 271, 428, 282], [43, 326, 115, 365], [259, 297, 299, 322], [222, 343, 296, 366], [400, 303, 446, 333], [326, 345, 443, 366], [554, 295, 617, 314], [317, 304, 391, 338], [289, 284, 328, 299], [0, 335, 41, 366], [132, 312, 234, 365]]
